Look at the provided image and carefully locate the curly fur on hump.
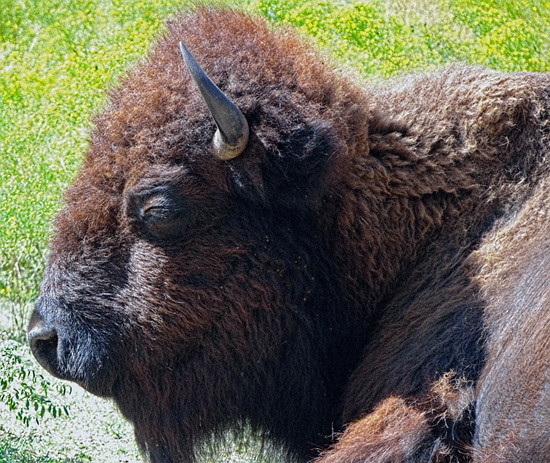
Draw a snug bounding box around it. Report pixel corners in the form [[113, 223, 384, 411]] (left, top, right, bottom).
[[28, 7, 550, 463]]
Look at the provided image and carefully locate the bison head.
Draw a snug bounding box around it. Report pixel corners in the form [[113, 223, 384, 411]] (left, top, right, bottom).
[[27, 9, 371, 462]]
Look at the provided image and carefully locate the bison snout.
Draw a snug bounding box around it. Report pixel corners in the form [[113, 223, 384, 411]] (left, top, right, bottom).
[[27, 306, 62, 378], [27, 297, 119, 396]]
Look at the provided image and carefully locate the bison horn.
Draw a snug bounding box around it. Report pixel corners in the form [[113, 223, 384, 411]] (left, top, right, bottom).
[[179, 42, 249, 161]]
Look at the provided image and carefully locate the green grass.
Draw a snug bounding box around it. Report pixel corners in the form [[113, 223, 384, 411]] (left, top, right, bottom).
[[252, 0, 549, 76], [1, 0, 549, 461], [0, 435, 91, 463]]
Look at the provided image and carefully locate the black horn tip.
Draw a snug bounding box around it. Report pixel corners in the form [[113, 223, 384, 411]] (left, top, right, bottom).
[[179, 41, 249, 160]]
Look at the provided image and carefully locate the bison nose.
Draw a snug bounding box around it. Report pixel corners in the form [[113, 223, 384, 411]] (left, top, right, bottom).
[[28, 323, 58, 363], [27, 301, 61, 377]]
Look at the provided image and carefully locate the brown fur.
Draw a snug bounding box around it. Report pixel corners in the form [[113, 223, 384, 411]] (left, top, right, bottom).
[[28, 8, 550, 463]]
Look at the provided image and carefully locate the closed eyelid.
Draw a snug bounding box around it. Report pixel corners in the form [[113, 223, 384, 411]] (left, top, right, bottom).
[[141, 196, 178, 212], [124, 184, 194, 243]]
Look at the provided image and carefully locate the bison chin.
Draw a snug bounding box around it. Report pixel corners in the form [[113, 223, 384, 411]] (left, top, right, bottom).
[[27, 296, 119, 397]]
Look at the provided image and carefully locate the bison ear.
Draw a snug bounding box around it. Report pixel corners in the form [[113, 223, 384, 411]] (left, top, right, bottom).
[[275, 121, 339, 180], [229, 121, 340, 209]]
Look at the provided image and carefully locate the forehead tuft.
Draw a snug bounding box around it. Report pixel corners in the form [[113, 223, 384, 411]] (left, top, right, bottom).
[[83, 7, 357, 171]]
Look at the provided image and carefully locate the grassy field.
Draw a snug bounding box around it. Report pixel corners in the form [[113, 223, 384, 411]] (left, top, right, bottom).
[[1, 0, 549, 461]]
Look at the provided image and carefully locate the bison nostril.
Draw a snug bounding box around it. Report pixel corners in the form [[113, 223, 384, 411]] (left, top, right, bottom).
[[28, 326, 59, 371], [29, 327, 58, 351]]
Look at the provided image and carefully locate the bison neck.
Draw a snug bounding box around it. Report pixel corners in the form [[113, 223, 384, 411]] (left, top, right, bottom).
[[325, 117, 483, 323], [326, 98, 542, 325], [330, 67, 550, 323]]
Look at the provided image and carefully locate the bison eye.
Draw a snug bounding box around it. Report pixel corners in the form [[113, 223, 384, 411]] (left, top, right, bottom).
[[126, 186, 192, 242]]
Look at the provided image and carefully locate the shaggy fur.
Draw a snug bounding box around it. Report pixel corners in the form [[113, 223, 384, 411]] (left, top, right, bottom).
[[28, 8, 550, 463]]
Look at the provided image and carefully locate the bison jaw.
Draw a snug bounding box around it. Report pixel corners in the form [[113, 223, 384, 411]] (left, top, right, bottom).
[[27, 297, 118, 397]]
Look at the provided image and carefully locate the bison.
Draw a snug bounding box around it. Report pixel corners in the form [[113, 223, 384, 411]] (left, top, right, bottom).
[[27, 7, 550, 463]]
